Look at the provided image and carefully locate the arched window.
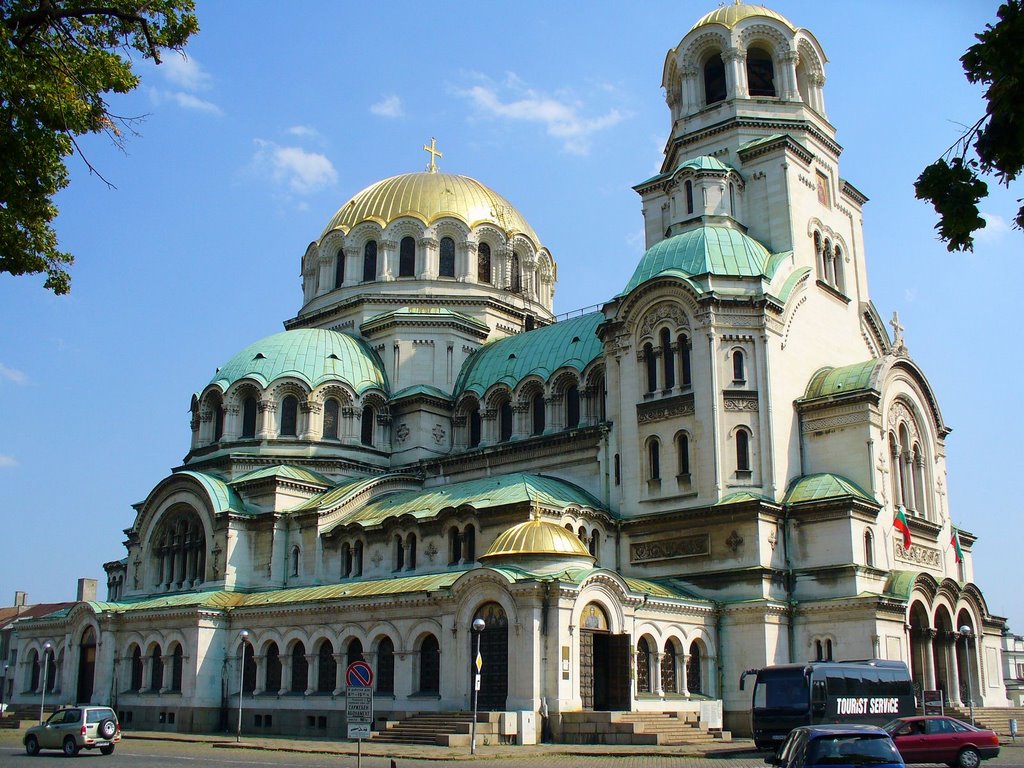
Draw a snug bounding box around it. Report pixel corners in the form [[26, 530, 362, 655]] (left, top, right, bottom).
[[242, 396, 257, 438], [677, 433, 690, 476], [747, 46, 776, 96], [291, 545, 300, 577], [317, 640, 335, 693], [334, 247, 345, 288], [360, 406, 374, 446], [815, 639, 824, 661], [323, 398, 340, 440], [889, 433, 901, 506], [130, 646, 143, 691], [661, 328, 675, 389], [341, 542, 352, 577], [152, 507, 207, 591], [614, 453, 621, 485], [499, 400, 513, 442], [265, 643, 282, 692], [912, 444, 927, 518], [290, 643, 308, 693], [648, 438, 661, 481], [394, 534, 405, 571], [28, 649, 40, 692], [362, 240, 377, 282], [150, 644, 163, 691], [687, 642, 703, 694], [171, 644, 183, 692], [566, 384, 580, 428], [280, 395, 298, 437], [214, 405, 224, 441], [376, 637, 395, 694], [242, 639, 256, 694], [478, 242, 492, 284], [346, 638, 364, 667], [419, 635, 440, 694], [463, 525, 476, 561], [729, 182, 736, 215], [406, 532, 417, 570], [679, 334, 692, 387], [353, 541, 363, 576], [469, 408, 482, 447], [732, 349, 745, 382], [661, 641, 677, 693], [509, 252, 521, 292], [448, 526, 462, 565], [636, 637, 652, 693], [531, 392, 545, 436], [644, 343, 657, 393], [814, 230, 825, 279], [685, 180, 694, 214], [736, 429, 751, 472], [439, 236, 455, 277], [823, 239, 835, 285], [864, 529, 875, 568], [399, 236, 416, 277], [703, 52, 726, 104], [833, 245, 845, 293], [589, 529, 599, 561]]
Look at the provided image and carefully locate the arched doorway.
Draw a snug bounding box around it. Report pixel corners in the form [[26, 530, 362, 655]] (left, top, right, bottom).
[[579, 602, 630, 711], [908, 602, 931, 698], [934, 606, 955, 703], [471, 602, 508, 711], [77, 626, 97, 704]]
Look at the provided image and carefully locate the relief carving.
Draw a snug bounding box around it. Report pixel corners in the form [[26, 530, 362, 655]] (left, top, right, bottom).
[[631, 534, 709, 563]]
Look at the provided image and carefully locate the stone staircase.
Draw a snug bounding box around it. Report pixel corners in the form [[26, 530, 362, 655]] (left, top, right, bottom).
[[372, 711, 503, 747], [0, 704, 58, 730], [561, 710, 731, 746], [943, 705, 1024, 737]]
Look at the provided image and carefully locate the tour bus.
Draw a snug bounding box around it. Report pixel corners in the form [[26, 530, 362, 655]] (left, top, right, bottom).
[[740, 660, 916, 750]]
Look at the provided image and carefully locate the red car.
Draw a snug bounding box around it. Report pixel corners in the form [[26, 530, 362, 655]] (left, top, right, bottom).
[[884, 716, 1000, 768]]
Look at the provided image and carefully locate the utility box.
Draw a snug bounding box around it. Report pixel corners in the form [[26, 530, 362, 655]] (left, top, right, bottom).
[[518, 710, 536, 745], [499, 711, 517, 736]]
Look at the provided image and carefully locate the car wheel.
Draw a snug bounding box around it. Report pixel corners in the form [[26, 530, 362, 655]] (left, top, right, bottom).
[[100, 745, 115, 756], [97, 718, 117, 740], [62, 736, 79, 757], [25, 735, 40, 756], [958, 747, 981, 768]]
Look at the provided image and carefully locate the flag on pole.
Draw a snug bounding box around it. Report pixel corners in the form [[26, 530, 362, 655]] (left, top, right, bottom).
[[951, 525, 964, 564], [893, 506, 912, 550]]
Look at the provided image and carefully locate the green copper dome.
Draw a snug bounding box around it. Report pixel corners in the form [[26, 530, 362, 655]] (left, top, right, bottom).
[[621, 225, 771, 295], [209, 329, 388, 394]]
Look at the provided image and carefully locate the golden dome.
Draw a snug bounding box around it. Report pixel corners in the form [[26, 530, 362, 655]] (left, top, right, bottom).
[[690, 3, 795, 32], [320, 172, 540, 245], [481, 518, 594, 561]]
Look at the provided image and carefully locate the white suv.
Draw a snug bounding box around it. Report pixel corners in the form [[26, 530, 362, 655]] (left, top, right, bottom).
[[23, 706, 121, 756]]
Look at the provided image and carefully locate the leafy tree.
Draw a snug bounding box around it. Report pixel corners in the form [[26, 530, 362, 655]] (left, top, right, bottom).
[[915, 0, 1024, 252], [1, 0, 198, 294]]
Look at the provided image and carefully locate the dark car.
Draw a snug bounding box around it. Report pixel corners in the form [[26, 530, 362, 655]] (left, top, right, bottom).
[[767, 724, 905, 768], [884, 716, 1000, 768]]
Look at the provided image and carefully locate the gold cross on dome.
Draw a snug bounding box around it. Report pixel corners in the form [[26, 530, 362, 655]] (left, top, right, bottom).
[[423, 137, 443, 173]]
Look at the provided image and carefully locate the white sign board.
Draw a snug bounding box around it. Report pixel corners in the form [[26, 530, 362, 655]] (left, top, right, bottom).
[[346, 686, 373, 724], [347, 722, 371, 739]]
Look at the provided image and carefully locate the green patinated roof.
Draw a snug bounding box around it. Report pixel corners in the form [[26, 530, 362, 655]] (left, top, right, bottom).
[[175, 471, 251, 515], [634, 155, 735, 187], [883, 570, 919, 601], [362, 306, 489, 333], [785, 473, 875, 504], [455, 312, 603, 397], [624, 576, 710, 602], [391, 384, 454, 402], [716, 490, 774, 505], [620, 226, 772, 295], [774, 265, 810, 303], [238, 571, 471, 605], [231, 465, 335, 487], [84, 590, 246, 615], [209, 329, 388, 395], [326, 472, 606, 531], [803, 359, 884, 400], [290, 476, 379, 513]]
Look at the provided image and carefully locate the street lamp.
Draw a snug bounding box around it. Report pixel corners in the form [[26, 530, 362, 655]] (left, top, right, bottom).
[[958, 626, 975, 725], [1, 661, 9, 717], [470, 617, 485, 755], [39, 641, 52, 724], [236, 630, 249, 742]]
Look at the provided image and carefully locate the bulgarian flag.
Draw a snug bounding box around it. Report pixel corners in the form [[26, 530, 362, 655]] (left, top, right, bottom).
[[951, 525, 964, 564], [893, 506, 912, 550]]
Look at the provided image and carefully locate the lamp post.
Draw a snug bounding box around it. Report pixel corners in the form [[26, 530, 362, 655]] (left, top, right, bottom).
[[39, 641, 52, 724], [470, 617, 485, 755], [1, 661, 9, 717], [236, 630, 249, 742], [959, 626, 975, 725]]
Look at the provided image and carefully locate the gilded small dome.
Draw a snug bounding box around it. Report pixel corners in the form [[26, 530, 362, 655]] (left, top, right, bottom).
[[690, 3, 795, 32], [320, 172, 540, 245], [481, 519, 594, 561]]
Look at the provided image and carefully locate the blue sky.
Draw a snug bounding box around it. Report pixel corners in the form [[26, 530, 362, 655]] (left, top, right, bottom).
[[1, 1, 1020, 634]]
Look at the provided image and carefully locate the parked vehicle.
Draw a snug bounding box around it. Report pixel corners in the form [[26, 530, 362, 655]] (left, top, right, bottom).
[[742, 660, 916, 750], [23, 706, 121, 757], [767, 724, 906, 768], [884, 716, 1000, 768]]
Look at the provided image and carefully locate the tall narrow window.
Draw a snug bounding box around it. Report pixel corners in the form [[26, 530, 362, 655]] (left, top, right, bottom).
[[703, 53, 726, 104], [685, 180, 694, 214], [566, 384, 580, 428], [362, 240, 377, 282], [130, 647, 143, 691], [644, 343, 657, 393], [346, 639, 364, 667], [478, 243, 492, 284], [419, 635, 440, 694], [637, 637, 652, 693], [291, 545, 300, 577], [509, 252, 522, 292], [679, 334, 692, 386], [376, 637, 395, 694], [661, 642, 677, 693], [439, 236, 455, 277], [265, 644, 281, 692], [463, 525, 476, 561], [746, 47, 776, 96], [361, 406, 374, 446], [833, 246, 845, 293], [151, 645, 163, 691], [661, 328, 675, 389], [614, 453, 621, 485], [469, 409, 481, 447], [214, 405, 224, 441], [448, 527, 462, 565], [280, 395, 298, 437], [864, 529, 875, 568], [677, 433, 690, 476], [687, 644, 703, 694], [171, 644, 183, 692], [732, 349, 746, 382], [394, 535, 404, 571], [242, 396, 257, 438], [290, 643, 307, 693], [334, 247, 345, 288], [353, 541, 363, 576], [531, 392, 545, 436], [341, 542, 352, 577], [399, 236, 416, 277], [323, 398, 340, 440], [407, 533, 417, 570], [736, 429, 750, 472], [499, 400, 513, 442], [317, 641, 335, 693], [648, 439, 661, 481]]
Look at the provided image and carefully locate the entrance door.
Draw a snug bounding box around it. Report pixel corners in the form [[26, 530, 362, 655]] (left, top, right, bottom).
[[77, 627, 96, 704], [578, 602, 631, 711], [472, 602, 508, 711]]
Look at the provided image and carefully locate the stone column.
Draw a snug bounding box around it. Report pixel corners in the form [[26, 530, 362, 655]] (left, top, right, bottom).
[[923, 630, 937, 691], [316, 254, 333, 296], [333, 653, 345, 696], [723, 47, 747, 99], [257, 400, 275, 440], [781, 51, 799, 100], [342, 245, 360, 287], [379, 238, 397, 281], [300, 400, 320, 441], [279, 657, 292, 696], [304, 654, 317, 696], [653, 652, 664, 697], [459, 242, 476, 282], [418, 236, 438, 279], [680, 653, 690, 697], [160, 654, 172, 693], [252, 655, 265, 695], [949, 635, 963, 705]]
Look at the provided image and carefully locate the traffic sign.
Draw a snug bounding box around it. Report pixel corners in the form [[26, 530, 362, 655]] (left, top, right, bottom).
[[346, 660, 373, 688], [347, 722, 371, 739]]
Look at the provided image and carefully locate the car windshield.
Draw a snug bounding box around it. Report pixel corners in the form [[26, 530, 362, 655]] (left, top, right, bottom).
[[809, 735, 902, 765]]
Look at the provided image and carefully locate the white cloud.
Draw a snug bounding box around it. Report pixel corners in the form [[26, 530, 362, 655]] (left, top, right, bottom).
[[0, 363, 27, 384], [0, 455, 17, 467], [288, 126, 320, 138], [903, 287, 917, 303], [251, 140, 338, 195], [370, 95, 403, 118], [169, 92, 223, 115], [159, 54, 212, 91], [976, 212, 1012, 242], [457, 75, 627, 155]]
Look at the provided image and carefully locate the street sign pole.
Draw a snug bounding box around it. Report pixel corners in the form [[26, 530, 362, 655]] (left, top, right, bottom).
[[345, 660, 374, 768]]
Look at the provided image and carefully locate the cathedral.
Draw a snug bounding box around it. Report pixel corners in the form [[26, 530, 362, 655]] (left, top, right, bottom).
[[11, 2, 1010, 740]]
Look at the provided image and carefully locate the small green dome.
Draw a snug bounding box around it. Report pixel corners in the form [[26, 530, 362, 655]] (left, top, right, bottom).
[[621, 225, 771, 295], [677, 155, 733, 173], [209, 329, 388, 394]]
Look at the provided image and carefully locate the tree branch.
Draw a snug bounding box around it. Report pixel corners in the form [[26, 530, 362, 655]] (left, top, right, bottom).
[[7, 3, 162, 62]]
